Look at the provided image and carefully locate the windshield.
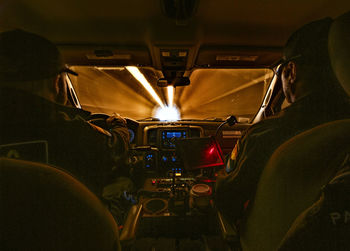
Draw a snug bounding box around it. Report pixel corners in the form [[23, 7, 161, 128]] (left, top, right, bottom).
[[69, 66, 273, 122]]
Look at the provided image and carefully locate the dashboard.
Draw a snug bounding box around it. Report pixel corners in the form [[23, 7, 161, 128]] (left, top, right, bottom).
[[129, 125, 203, 177], [126, 119, 248, 178], [143, 125, 202, 172]]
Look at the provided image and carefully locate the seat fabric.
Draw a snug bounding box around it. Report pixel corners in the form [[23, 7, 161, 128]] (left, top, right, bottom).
[[240, 119, 350, 251], [0, 157, 121, 251]]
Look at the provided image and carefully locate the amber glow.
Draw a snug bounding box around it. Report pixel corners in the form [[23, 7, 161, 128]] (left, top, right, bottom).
[[167, 86, 174, 107], [126, 66, 164, 108], [155, 106, 181, 121]]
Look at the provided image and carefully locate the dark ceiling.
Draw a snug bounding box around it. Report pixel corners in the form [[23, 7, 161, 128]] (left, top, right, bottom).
[[1, 1, 348, 119], [1, 0, 348, 45], [1, 0, 349, 70]]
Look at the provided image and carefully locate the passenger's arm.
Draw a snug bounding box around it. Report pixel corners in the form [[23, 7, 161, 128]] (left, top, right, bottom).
[[215, 127, 267, 225]]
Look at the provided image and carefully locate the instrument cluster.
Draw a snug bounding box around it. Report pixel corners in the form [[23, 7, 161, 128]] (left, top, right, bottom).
[[130, 126, 203, 176]]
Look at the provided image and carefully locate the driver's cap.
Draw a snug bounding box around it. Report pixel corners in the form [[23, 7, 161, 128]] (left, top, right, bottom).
[[0, 29, 77, 82]]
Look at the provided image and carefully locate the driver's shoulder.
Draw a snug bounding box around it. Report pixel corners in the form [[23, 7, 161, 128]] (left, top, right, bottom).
[[53, 110, 112, 145]]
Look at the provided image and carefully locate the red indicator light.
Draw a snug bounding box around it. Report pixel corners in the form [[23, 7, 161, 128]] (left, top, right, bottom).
[[176, 136, 224, 170], [201, 179, 216, 183], [200, 142, 224, 168], [244, 200, 250, 210]]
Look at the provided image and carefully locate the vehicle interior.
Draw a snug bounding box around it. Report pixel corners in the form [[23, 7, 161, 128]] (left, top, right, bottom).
[[1, 1, 349, 250]]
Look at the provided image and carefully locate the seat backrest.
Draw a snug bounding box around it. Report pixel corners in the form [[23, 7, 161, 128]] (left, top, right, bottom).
[[278, 168, 350, 250], [329, 11, 350, 96], [239, 119, 350, 251], [0, 157, 121, 251], [240, 12, 350, 251]]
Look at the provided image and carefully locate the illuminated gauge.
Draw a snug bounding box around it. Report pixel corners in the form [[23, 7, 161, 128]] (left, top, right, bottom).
[[171, 156, 177, 162], [145, 154, 153, 161], [128, 129, 135, 143], [162, 156, 168, 162]]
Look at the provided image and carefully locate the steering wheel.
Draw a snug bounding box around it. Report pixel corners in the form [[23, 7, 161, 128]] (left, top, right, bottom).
[[87, 114, 138, 143]]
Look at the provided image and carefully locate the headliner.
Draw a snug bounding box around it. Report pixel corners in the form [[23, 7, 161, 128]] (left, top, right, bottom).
[[1, 0, 349, 68]]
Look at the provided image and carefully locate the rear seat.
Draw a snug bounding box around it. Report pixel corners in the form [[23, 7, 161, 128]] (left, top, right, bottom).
[[0, 158, 121, 251]]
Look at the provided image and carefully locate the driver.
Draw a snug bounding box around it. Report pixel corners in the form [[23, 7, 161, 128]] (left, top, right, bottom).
[[0, 29, 130, 199], [215, 17, 350, 226]]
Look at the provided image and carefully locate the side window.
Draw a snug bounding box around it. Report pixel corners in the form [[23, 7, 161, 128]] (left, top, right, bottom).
[[64, 73, 82, 109]]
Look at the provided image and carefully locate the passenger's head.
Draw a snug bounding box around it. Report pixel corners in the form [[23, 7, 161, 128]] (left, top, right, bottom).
[[0, 29, 76, 104], [329, 11, 350, 96], [280, 18, 337, 103]]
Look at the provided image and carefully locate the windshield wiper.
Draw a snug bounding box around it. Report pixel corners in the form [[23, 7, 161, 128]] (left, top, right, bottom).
[[138, 117, 160, 121], [137, 117, 226, 122], [179, 118, 224, 122]]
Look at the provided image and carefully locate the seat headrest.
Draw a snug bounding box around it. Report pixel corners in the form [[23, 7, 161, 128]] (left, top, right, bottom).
[[0, 158, 120, 251], [329, 11, 350, 96]]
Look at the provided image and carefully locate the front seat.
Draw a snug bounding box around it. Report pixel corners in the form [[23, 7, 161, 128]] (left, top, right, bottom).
[[239, 119, 350, 251], [0, 157, 121, 251], [240, 12, 350, 251]]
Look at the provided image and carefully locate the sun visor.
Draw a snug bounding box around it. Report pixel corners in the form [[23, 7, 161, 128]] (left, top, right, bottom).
[[58, 45, 151, 66], [196, 46, 282, 68]]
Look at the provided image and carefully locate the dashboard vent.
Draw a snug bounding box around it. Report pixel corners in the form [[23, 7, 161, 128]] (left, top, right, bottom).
[[147, 129, 157, 146], [189, 128, 201, 138]]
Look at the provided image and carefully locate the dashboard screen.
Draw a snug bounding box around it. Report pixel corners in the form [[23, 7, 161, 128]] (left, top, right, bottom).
[[162, 130, 187, 148]]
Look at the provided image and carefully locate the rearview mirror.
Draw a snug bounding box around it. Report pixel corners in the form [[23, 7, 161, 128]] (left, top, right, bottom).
[[157, 77, 190, 87], [157, 78, 169, 87], [174, 77, 190, 86]]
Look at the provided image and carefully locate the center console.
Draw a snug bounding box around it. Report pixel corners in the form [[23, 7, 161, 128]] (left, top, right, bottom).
[[137, 174, 218, 238], [121, 126, 233, 250], [120, 169, 234, 250]]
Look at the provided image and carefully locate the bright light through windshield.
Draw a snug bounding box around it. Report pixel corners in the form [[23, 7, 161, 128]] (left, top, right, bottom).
[[69, 67, 273, 121], [126, 66, 165, 108], [167, 86, 174, 107], [155, 106, 181, 121]]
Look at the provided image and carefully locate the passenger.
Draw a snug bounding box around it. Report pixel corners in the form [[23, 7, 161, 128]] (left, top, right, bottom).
[[278, 11, 350, 251], [215, 17, 350, 225], [0, 30, 130, 199]]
